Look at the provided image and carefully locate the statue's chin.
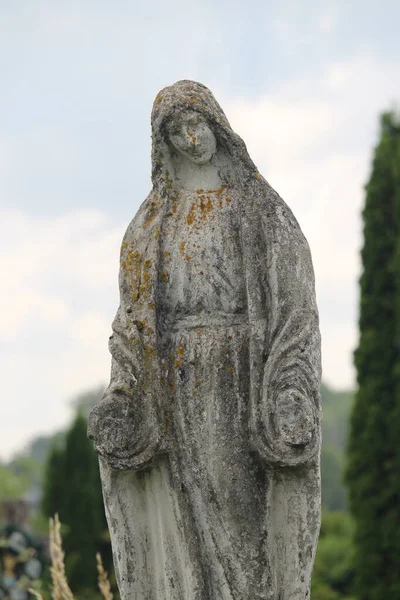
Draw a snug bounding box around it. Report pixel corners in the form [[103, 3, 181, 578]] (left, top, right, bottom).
[[175, 146, 215, 165], [188, 152, 214, 165]]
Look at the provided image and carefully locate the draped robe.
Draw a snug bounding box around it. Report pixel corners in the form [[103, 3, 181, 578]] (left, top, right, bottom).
[[88, 80, 321, 600]]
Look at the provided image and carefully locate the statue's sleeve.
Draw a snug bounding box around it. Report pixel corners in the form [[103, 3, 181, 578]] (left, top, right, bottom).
[[104, 221, 143, 401], [249, 197, 322, 468], [88, 219, 161, 470]]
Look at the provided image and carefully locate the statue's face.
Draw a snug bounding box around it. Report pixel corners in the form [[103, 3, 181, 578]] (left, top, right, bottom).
[[167, 111, 217, 165]]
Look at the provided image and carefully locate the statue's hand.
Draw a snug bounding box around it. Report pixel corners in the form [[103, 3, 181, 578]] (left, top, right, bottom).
[[88, 393, 159, 469], [274, 392, 314, 447]]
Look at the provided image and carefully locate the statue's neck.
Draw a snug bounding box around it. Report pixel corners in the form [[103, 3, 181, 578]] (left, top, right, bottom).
[[171, 153, 223, 192]]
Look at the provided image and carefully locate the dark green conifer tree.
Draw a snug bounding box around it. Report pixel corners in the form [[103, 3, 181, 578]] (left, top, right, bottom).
[[346, 112, 400, 599], [62, 413, 106, 592], [42, 413, 108, 596], [41, 444, 66, 521]]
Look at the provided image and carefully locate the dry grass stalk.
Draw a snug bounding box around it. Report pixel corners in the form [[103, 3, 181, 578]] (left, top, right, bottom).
[[49, 514, 75, 600], [96, 553, 114, 600], [28, 589, 44, 599]]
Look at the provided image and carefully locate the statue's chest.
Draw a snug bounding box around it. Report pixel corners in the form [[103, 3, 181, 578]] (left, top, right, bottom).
[[159, 189, 247, 315]]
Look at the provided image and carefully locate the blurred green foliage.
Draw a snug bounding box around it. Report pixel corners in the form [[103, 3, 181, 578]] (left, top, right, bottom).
[[0, 464, 28, 501], [321, 384, 353, 511], [312, 512, 355, 599]]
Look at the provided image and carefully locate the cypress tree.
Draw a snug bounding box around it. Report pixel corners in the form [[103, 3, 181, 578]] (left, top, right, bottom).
[[42, 444, 66, 520], [63, 413, 106, 593], [42, 413, 108, 596], [346, 112, 400, 598]]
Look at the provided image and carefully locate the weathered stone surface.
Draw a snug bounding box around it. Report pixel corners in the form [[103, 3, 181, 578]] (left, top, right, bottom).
[[88, 80, 322, 599]]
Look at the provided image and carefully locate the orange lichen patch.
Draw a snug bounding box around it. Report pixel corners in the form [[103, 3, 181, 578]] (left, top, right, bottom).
[[181, 96, 199, 104], [120, 246, 142, 301], [171, 202, 179, 213], [194, 380, 201, 387], [226, 197, 232, 204], [143, 214, 156, 229], [255, 171, 261, 180], [195, 189, 204, 194], [144, 259, 153, 270], [141, 384, 147, 393], [177, 343, 185, 359], [174, 359, 182, 368], [138, 281, 152, 301], [155, 94, 163, 104], [227, 367, 234, 374], [192, 391, 197, 397], [142, 271, 151, 283], [120, 246, 141, 271], [120, 240, 129, 257], [147, 302, 155, 310], [143, 344, 157, 371], [161, 361, 168, 371], [180, 241, 192, 260], [154, 229, 161, 240], [144, 344, 157, 356], [199, 196, 213, 220], [161, 271, 169, 282], [169, 382, 176, 393], [227, 335, 233, 340], [207, 186, 226, 197], [195, 329, 202, 335], [163, 251, 171, 257], [186, 206, 196, 226]]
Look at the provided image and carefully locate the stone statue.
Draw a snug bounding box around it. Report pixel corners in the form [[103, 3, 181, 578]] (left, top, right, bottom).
[[88, 80, 322, 600]]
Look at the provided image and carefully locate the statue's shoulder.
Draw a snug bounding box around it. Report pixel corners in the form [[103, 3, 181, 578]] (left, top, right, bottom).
[[122, 192, 154, 243], [254, 182, 302, 234]]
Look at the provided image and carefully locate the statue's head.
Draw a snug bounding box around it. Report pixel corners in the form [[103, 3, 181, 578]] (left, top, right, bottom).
[[166, 110, 217, 165], [150, 80, 260, 192]]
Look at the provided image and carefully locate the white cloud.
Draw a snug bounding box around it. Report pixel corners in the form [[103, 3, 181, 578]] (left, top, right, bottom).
[[318, 6, 338, 33], [0, 209, 123, 460]]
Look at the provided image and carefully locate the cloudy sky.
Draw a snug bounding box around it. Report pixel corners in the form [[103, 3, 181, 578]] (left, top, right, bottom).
[[2, 0, 400, 460]]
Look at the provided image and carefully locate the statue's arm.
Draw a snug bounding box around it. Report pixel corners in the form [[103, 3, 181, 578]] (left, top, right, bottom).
[[249, 197, 322, 468]]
